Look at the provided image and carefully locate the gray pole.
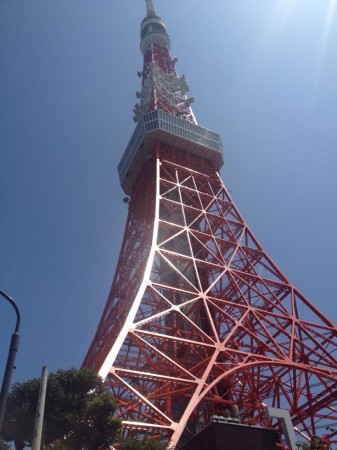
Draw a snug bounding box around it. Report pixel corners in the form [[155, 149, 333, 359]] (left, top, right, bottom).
[[31, 366, 48, 450], [0, 289, 21, 436], [265, 406, 297, 450]]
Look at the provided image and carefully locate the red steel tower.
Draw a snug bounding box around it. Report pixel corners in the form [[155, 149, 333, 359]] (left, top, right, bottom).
[[83, 1, 337, 447]]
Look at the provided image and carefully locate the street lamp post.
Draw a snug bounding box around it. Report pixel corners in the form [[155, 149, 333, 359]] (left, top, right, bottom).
[[0, 289, 21, 435]]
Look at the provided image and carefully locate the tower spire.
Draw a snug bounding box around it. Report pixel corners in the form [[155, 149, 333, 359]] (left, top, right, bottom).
[[146, 0, 155, 17]]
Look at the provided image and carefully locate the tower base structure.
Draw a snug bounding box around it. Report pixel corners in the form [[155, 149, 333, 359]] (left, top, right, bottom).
[[84, 141, 337, 447]]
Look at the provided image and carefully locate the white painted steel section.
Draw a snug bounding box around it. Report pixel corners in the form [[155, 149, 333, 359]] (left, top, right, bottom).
[[98, 157, 162, 379], [123, 421, 177, 430]]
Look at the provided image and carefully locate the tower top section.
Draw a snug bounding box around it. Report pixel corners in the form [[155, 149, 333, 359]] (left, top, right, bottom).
[[118, 0, 224, 194], [140, 1, 170, 55], [136, 0, 192, 123]]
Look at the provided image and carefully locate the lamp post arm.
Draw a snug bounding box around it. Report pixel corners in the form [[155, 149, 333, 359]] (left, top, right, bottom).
[[0, 289, 21, 436], [0, 289, 21, 333]]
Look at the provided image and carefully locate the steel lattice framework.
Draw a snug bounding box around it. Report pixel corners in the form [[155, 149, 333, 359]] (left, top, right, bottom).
[[83, 2, 337, 448]]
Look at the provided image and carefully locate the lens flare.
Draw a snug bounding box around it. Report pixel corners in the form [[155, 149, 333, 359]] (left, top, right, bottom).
[[254, 0, 299, 60], [310, 0, 337, 112]]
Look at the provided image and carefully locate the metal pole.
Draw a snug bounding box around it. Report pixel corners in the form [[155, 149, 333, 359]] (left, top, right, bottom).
[[265, 407, 297, 450], [0, 289, 21, 435], [31, 366, 48, 450]]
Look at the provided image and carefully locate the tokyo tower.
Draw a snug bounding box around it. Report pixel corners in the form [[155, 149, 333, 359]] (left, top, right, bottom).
[[83, 1, 337, 447]]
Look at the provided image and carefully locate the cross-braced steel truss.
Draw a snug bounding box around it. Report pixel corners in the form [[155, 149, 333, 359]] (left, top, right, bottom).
[[84, 143, 337, 448]]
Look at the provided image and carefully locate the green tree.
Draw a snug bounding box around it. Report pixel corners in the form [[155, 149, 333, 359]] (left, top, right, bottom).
[[2, 367, 121, 450], [300, 434, 331, 449], [120, 437, 169, 450], [0, 439, 10, 450]]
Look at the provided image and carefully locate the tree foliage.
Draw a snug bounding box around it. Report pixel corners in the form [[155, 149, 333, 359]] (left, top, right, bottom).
[[0, 439, 10, 450], [120, 437, 169, 450], [300, 434, 331, 449], [2, 367, 121, 450]]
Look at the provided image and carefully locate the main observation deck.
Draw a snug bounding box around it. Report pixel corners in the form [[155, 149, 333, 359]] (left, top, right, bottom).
[[118, 110, 224, 194]]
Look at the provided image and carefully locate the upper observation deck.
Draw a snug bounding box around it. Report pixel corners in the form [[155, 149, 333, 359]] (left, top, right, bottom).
[[118, 110, 224, 194]]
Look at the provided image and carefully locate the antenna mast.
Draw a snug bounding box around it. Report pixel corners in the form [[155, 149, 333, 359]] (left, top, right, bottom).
[[146, 0, 155, 16]]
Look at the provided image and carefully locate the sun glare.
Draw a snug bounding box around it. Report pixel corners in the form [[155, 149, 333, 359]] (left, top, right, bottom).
[[251, 0, 337, 101], [255, 0, 299, 58], [317, 0, 337, 66], [310, 0, 337, 111]]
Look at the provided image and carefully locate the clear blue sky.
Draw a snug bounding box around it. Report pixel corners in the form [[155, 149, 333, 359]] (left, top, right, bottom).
[[1, 0, 337, 385]]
